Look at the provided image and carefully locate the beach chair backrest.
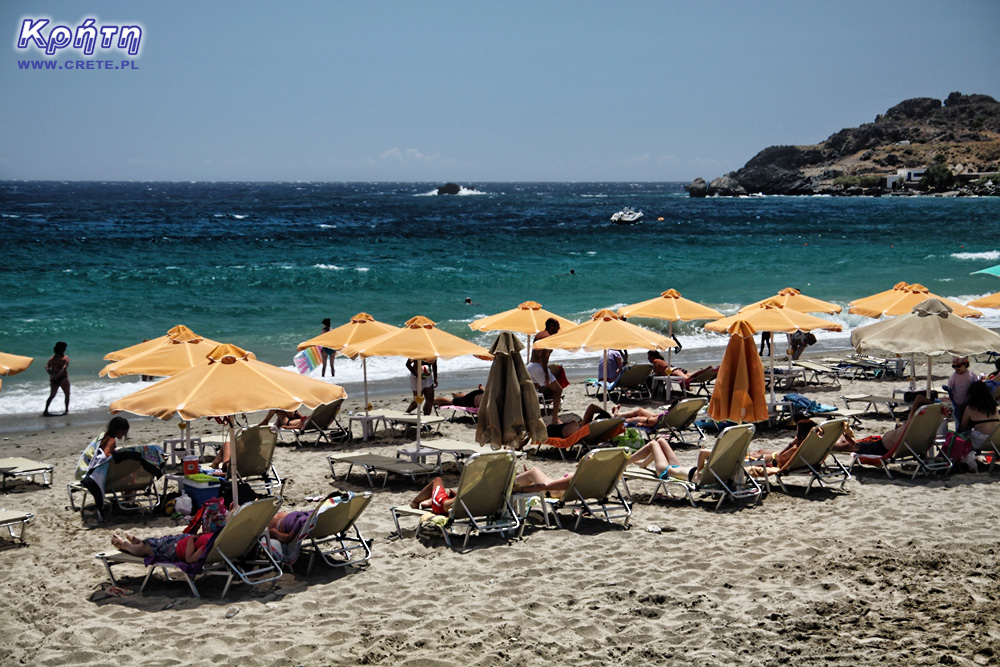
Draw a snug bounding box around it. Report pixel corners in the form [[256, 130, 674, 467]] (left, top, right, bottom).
[[581, 418, 625, 446], [311, 493, 373, 538], [701, 423, 755, 486], [206, 496, 281, 565], [895, 403, 945, 458], [665, 397, 708, 429], [564, 447, 630, 501], [782, 419, 845, 471], [306, 399, 345, 431], [106, 459, 156, 493], [234, 425, 278, 477], [615, 364, 652, 389], [450, 451, 516, 521]]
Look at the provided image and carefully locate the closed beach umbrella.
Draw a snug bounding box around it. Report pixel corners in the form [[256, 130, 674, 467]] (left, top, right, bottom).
[[967, 292, 1000, 309], [706, 300, 843, 405], [99, 334, 235, 378], [849, 283, 981, 319], [739, 287, 843, 314], [618, 289, 724, 398], [469, 301, 576, 357], [533, 309, 677, 410], [476, 332, 547, 449], [851, 298, 1000, 394], [341, 316, 491, 443], [707, 321, 769, 424], [0, 351, 33, 392], [111, 343, 347, 503], [104, 325, 220, 362], [296, 312, 398, 352]]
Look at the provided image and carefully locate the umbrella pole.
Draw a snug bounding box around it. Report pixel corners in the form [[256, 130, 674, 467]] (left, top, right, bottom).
[[910, 352, 916, 391], [769, 334, 776, 406], [363, 358, 370, 416], [228, 419, 238, 508], [666, 321, 674, 401], [926, 354, 933, 397], [602, 349, 610, 412]]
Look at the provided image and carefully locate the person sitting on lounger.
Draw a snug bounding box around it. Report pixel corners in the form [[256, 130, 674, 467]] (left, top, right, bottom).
[[77, 416, 131, 478], [546, 404, 613, 439], [110, 531, 213, 563], [833, 395, 933, 456], [959, 381, 999, 450], [434, 385, 485, 409], [267, 510, 314, 543], [627, 437, 712, 483], [647, 351, 694, 383], [259, 409, 306, 430]]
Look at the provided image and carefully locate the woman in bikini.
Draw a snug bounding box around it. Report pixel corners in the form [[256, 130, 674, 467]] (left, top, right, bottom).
[[960, 381, 999, 449], [434, 385, 486, 409], [627, 437, 712, 483], [110, 531, 213, 564], [259, 409, 307, 430], [43, 341, 70, 416], [613, 405, 668, 429]]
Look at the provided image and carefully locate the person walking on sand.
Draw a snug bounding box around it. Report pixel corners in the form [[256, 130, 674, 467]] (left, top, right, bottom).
[[44, 341, 70, 416], [527, 318, 562, 425], [320, 318, 336, 377], [405, 358, 438, 415]]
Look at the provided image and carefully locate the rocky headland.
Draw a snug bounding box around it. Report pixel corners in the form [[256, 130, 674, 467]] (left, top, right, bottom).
[[688, 92, 1000, 197]]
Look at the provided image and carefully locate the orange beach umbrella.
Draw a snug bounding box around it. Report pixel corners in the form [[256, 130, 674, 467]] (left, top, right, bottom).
[[739, 287, 842, 314], [966, 292, 1000, 309], [296, 313, 398, 352], [707, 321, 768, 424], [0, 351, 33, 393], [534, 309, 677, 410], [849, 283, 981, 319], [110, 343, 347, 504], [470, 301, 577, 358], [104, 325, 220, 362], [99, 334, 237, 378]]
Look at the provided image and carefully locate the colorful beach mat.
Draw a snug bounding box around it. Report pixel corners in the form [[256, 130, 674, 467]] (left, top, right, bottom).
[[294, 346, 323, 374]]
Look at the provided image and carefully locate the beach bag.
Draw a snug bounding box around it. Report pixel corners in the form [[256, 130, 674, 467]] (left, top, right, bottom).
[[612, 427, 643, 450], [939, 432, 973, 466], [184, 496, 227, 534]]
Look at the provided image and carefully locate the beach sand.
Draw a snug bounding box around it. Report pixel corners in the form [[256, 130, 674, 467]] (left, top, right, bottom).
[[1, 352, 998, 666]]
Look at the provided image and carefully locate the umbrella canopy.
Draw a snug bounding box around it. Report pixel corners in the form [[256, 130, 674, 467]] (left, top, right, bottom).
[[0, 351, 33, 393], [110, 343, 346, 421], [104, 325, 220, 362], [972, 264, 1000, 278], [470, 301, 576, 336], [739, 287, 842, 314], [475, 332, 547, 449], [967, 292, 1000, 309], [849, 283, 981, 319], [707, 321, 769, 424], [296, 313, 398, 352], [851, 298, 1000, 393], [618, 289, 724, 322], [707, 300, 844, 335], [99, 335, 235, 378]]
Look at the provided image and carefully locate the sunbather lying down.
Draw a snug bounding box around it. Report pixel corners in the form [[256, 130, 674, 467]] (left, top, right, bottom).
[[434, 385, 485, 409], [410, 466, 583, 512], [612, 405, 667, 429], [110, 531, 212, 564], [628, 437, 711, 483]]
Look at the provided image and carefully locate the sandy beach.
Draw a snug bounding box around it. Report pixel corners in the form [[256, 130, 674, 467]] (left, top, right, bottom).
[[1, 350, 998, 667]]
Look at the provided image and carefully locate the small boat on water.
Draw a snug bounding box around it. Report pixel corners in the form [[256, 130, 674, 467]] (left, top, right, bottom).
[[610, 207, 643, 224]]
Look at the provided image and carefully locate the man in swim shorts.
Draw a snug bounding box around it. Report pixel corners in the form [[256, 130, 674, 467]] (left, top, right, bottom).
[[527, 318, 562, 425]]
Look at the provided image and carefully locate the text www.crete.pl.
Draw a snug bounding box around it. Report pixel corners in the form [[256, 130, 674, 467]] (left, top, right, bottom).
[[17, 59, 138, 70]]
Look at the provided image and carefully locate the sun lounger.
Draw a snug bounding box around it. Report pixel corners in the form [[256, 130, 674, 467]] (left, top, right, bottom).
[[437, 405, 479, 424], [389, 451, 520, 550], [769, 419, 851, 494], [680, 367, 718, 397], [793, 360, 843, 388], [418, 439, 497, 467], [278, 492, 374, 574], [980, 427, 1000, 474], [328, 453, 438, 487], [0, 508, 34, 544], [231, 426, 283, 497], [0, 457, 54, 491], [638, 397, 708, 445], [850, 403, 947, 479], [280, 398, 349, 446], [532, 418, 625, 460], [96, 496, 283, 598], [841, 394, 900, 417], [530, 447, 632, 531], [586, 364, 653, 402], [69, 446, 164, 521], [622, 423, 760, 509], [355, 409, 446, 438]]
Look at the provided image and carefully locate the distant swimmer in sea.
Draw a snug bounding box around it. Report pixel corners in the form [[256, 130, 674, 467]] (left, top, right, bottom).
[[44, 341, 70, 416]]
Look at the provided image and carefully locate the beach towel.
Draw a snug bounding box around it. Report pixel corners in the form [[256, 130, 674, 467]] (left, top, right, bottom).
[[143, 530, 220, 577], [81, 445, 165, 512], [75, 433, 104, 480], [294, 346, 323, 374], [784, 393, 836, 414]]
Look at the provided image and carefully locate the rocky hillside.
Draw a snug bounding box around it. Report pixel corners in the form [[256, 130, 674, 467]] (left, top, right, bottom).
[[688, 92, 1000, 197]]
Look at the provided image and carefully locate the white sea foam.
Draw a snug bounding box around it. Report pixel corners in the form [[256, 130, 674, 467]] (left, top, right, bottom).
[[952, 250, 1000, 261], [356, 267, 370, 272], [233, 214, 247, 220], [0, 378, 153, 417], [414, 187, 488, 197], [313, 264, 344, 270], [318, 224, 336, 229]]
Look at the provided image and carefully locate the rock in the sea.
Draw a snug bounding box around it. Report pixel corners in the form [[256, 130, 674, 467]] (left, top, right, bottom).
[[437, 183, 461, 195], [686, 177, 708, 198], [706, 173, 746, 197]]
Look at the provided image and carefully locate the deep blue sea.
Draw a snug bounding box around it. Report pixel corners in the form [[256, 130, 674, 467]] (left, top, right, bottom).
[[1, 181, 999, 424]]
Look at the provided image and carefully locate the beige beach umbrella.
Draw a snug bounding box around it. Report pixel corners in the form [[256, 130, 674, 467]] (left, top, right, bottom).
[[341, 316, 492, 444], [110, 343, 346, 503], [0, 351, 33, 392], [851, 298, 1000, 394], [967, 292, 1000, 309], [476, 332, 547, 449], [706, 300, 843, 405], [469, 301, 576, 357], [533, 309, 677, 410], [618, 289, 724, 398], [739, 287, 843, 314], [104, 325, 220, 362]]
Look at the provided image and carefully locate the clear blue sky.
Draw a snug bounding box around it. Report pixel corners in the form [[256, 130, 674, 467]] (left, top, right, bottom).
[[2, 1, 998, 182]]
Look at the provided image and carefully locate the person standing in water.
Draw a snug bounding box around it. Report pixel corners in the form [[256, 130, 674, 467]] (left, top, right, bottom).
[[320, 318, 336, 377], [44, 341, 70, 416]]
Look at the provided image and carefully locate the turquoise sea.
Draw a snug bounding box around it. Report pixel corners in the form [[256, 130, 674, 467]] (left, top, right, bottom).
[[1, 181, 999, 428]]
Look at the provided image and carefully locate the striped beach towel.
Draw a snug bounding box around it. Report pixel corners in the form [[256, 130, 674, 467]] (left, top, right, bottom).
[[294, 346, 324, 374]]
